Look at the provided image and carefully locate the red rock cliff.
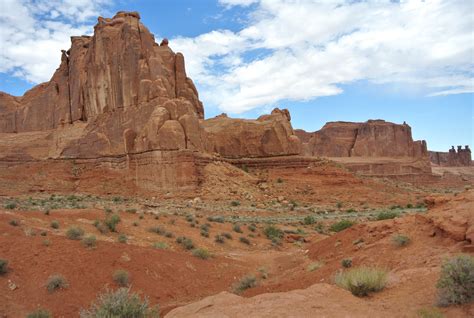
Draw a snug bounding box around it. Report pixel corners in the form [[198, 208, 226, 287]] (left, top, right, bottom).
[[299, 120, 428, 159]]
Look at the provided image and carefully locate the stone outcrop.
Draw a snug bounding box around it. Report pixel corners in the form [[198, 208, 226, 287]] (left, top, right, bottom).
[[299, 120, 428, 159], [202, 108, 301, 158], [429, 146, 472, 167], [0, 11, 204, 157]]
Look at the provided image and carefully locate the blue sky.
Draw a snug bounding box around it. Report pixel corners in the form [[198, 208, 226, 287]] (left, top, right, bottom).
[[0, 0, 472, 151]]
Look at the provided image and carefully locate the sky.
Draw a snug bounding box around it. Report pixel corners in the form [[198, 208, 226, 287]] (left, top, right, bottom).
[[0, 0, 472, 151]]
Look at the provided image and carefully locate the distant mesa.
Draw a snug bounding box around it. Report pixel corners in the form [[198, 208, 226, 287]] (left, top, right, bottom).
[[429, 145, 472, 167]]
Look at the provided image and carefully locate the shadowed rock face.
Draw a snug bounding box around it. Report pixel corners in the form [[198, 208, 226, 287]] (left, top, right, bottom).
[[297, 120, 428, 159]]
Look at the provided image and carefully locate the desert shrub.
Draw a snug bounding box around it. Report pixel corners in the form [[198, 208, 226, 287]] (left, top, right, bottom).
[[43, 239, 51, 247], [5, 202, 17, 209], [221, 232, 232, 240], [164, 231, 174, 238], [95, 221, 108, 234], [239, 237, 251, 245], [46, 274, 68, 293], [406, 203, 414, 209], [26, 309, 51, 318], [341, 258, 353, 268], [436, 254, 474, 306], [416, 308, 444, 318], [153, 242, 168, 250], [9, 219, 19, 226], [50, 220, 59, 229], [105, 214, 121, 232], [200, 230, 209, 238], [335, 267, 387, 297], [139, 214, 144, 220], [0, 259, 8, 274], [264, 225, 284, 241], [125, 208, 137, 214], [336, 202, 343, 209], [307, 261, 324, 272], [329, 220, 354, 232], [233, 275, 257, 293], [376, 211, 400, 220], [118, 234, 128, 243], [82, 235, 97, 248], [233, 224, 243, 233], [392, 234, 411, 247], [248, 224, 257, 232], [148, 226, 166, 235], [113, 270, 130, 287], [304, 215, 316, 225], [176, 236, 194, 250], [207, 216, 225, 223], [276, 177, 283, 183], [66, 226, 84, 240], [215, 235, 225, 243], [314, 223, 325, 234], [79, 287, 158, 318], [230, 200, 240, 207], [192, 248, 211, 260], [132, 221, 139, 227], [390, 205, 402, 210], [40, 230, 47, 236], [346, 208, 356, 213]]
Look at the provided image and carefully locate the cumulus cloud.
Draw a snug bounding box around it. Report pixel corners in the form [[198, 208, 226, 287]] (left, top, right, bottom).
[[0, 0, 110, 84], [173, 0, 474, 114]]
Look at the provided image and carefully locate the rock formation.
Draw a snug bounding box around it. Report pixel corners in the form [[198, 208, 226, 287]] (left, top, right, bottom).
[[298, 120, 428, 159], [0, 11, 204, 158], [202, 108, 301, 158], [429, 146, 472, 167]]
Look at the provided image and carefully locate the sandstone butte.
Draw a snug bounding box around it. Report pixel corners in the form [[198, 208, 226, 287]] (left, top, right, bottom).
[[0, 11, 442, 193]]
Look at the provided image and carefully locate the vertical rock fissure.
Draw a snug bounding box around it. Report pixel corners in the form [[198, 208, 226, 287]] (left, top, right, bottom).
[[349, 128, 359, 157]]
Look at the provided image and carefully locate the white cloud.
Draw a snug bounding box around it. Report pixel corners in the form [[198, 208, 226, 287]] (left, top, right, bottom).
[[0, 0, 110, 85], [172, 0, 474, 114]]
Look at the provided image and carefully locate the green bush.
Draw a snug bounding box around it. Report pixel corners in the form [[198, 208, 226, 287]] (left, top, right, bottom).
[[436, 254, 474, 306], [153, 242, 168, 250], [118, 234, 128, 243], [416, 308, 444, 318], [264, 225, 284, 240], [46, 274, 68, 293], [200, 230, 209, 238], [0, 259, 8, 275], [176, 236, 194, 250], [233, 275, 257, 293], [341, 258, 353, 268], [329, 220, 354, 232], [233, 224, 243, 233], [80, 288, 158, 318], [239, 237, 251, 245], [230, 200, 240, 207], [148, 226, 165, 235], [376, 211, 400, 220], [26, 309, 51, 318], [105, 214, 121, 232], [335, 267, 388, 297], [192, 248, 211, 260], [66, 226, 84, 240], [207, 216, 225, 223], [113, 270, 130, 287], [222, 232, 232, 240], [9, 219, 19, 226], [5, 202, 17, 209], [248, 224, 257, 232], [392, 234, 411, 247], [215, 235, 225, 244], [303, 215, 316, 225], [82, 235, 97, 248], [50, 220, 59, 229]]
